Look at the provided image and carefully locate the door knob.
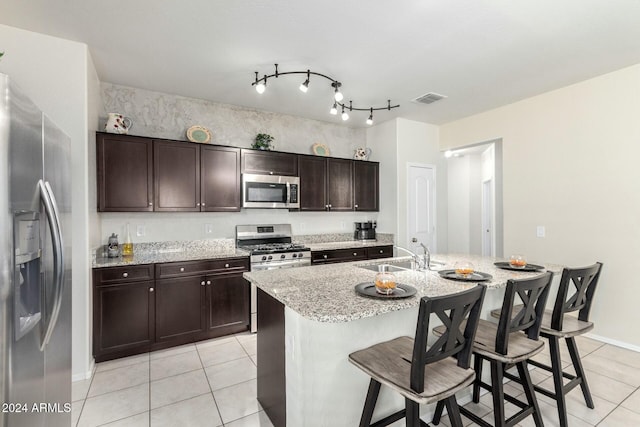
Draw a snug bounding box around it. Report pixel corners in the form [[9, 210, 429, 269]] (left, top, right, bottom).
[[411, 237, 418, 243]]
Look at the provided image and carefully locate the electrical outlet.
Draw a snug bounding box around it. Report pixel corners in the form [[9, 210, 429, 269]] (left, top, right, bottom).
[[536, 226, 545, 238], [205, 224, 213, 234], [136, 225, 145, 237]]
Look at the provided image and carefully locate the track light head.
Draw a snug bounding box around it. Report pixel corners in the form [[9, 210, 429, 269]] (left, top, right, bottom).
[[341, 105, 349, 121], [366, 108, 373, 125], [330, 102, 338, 115], [299, 79, 309, 93], [256, 82, 266, 94], [331, 81, 343, 102]]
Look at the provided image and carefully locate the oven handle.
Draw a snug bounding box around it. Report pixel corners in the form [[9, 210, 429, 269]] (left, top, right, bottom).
[[286, 182, 291, 204], [252, 259, 311, 271]]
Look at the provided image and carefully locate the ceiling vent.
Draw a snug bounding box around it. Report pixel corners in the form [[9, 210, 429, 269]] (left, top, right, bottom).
[[413, 92, 447, 105]]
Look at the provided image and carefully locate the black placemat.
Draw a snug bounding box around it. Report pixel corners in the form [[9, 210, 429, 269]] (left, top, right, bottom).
[[438, 270, 492, 282], [354, 282, 417, 299], [494, 262, 545, 272]]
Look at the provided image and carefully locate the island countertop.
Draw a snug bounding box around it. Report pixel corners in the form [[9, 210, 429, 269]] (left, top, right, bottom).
[[243, 254, 563, 323]]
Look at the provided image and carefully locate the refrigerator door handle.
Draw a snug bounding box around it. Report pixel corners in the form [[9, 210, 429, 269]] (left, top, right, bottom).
[[38, 179, 65, 350]]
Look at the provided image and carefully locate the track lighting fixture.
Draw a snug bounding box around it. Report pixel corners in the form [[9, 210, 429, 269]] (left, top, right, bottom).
[[366, 108, 373, 125], [251, 64, 399, 124], [299, 70, 310, 93]]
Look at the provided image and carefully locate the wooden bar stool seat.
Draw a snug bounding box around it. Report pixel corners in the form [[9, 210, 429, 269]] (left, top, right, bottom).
[[490, 263, 603, 427], [433, 272, 554, 427], [349, 285, 487, 427]]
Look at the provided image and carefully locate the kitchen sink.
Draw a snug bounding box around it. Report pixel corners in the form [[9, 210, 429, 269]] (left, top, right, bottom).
[[358, 259, 446, 273]]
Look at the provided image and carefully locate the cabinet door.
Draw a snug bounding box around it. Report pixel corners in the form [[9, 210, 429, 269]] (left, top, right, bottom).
[[298, 155, 327, 211], [311, 248, 367, 264], [155, 277, 206, 342], [205, 275, 249, 336], [327, 158, 354, 211], [241, 149, 298, 176], [354, 161, 379, 212], [154, 140, 200, 211], [366, 245, 393, 259], [97, 133, 153, 211], [201, 145, 241, 211], [93, 281, 155, 360]]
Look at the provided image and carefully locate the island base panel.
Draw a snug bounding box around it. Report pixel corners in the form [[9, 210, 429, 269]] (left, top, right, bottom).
[[257, 288, 286, 427]]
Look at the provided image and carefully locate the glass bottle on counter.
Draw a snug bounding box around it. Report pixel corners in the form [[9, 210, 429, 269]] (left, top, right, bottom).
[[122, 223, 133, 256]]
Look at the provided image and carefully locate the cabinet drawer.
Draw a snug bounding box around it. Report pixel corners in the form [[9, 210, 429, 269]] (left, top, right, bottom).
[[95, 264, 154, 284], [311, 248, 367, 264], [367, 245, 393, 259], [156, 257, 250, 279]]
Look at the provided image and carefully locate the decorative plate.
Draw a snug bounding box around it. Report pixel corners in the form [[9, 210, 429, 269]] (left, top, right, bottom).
[[438, 270, 493, 282], [186, 126, 212, 143], [494, 262, 545, 272], [312, 143, 331, 156], [354, 282, 417, 299]]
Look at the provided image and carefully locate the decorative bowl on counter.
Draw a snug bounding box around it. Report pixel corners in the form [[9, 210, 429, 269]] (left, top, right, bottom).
[[509, 254, 527, 268], [374, 271, 396, 295]]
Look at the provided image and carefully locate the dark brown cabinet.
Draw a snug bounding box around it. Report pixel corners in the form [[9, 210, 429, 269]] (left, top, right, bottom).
[[97, 133, 153, 211], [93, 264, 155, 362], [353, 161, 379, 212], [155, 276, 206, 343], [241, 149, 298, 176], [93, 257, 250, 361], [201, 145, 241, 211], [311, 245, 393, 265], [327, 158, 354, 211], [154, 140, 201, 211], [298, 155, 327, 211]]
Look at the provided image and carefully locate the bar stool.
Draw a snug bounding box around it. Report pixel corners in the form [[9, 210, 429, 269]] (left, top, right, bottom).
[[348, 285, 486, 427], [433, 272, 554, 427], [490, 263, 603, 427]]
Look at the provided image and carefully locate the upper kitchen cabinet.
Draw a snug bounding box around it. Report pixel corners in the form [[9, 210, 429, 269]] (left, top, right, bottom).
[[353, 161, 379, 211], [201, 145, 241, 212], [154, 140, 201, 211], [241, 149, 298, 176], [326, 158, 353, 211], [298, 155, 327, 211], [97, 133, 153, 211]]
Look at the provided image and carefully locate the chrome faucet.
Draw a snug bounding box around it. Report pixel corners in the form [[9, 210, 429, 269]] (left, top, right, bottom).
[[419, 242, 431, 271], [394, 245, 428, 270]]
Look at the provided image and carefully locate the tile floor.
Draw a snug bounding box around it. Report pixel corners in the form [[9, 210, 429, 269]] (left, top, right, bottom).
[[72, 332, 271, 427], [72, 334, 640, 427]]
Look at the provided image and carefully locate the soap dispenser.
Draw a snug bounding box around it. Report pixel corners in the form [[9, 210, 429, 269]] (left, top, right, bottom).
[[107, 233, 120, 258]]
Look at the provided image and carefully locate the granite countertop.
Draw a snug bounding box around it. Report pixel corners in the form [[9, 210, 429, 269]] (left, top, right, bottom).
[[305, 240, 393, 251], [243, 254, 563, 323], [92, 239, 248, 268]]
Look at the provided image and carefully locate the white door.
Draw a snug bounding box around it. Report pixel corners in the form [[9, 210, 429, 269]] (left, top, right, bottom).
[[407, 164, 436, 254], [482, 179, 494, 256]]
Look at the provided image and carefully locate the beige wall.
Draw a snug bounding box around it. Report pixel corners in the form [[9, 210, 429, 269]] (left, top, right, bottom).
[[441, 64, 640, 347], [366, 119, 398, 235]]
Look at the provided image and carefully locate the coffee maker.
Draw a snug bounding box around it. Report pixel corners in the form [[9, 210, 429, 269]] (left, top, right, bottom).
[[354, 221, 377, 241]]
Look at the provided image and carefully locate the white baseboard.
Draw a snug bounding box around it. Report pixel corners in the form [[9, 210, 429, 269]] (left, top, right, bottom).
[[584, 333, 640, 353], [72, 359, 96, 382]]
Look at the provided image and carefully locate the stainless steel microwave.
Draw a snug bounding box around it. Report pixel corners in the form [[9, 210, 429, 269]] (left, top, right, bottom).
[[242, 174, 300, 209]]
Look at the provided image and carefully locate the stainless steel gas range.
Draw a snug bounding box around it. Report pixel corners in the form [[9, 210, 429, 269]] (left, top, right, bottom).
[[236, 224, 311, 332]]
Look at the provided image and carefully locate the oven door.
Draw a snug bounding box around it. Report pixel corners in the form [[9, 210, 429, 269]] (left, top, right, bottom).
[[242, 174, 300, 209]]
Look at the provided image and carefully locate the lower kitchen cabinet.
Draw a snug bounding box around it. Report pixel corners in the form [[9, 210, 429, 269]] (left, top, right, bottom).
[[206, 275, 250, 335], [93, 280, 155, 362], [155, 276, 206, 343], [311, 245, 393, 265], [93, 257, 250, 362]]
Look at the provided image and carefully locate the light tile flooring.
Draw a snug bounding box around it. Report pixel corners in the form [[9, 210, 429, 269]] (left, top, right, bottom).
[[72, 334, 640, 427], [72, 332, 272, 427]]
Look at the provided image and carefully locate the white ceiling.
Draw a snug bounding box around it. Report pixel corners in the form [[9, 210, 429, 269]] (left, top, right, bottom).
[[2, 0, 640, 128]]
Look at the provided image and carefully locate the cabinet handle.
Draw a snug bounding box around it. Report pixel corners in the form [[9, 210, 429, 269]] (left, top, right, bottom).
[[269, 171, 274, 175], [206, 280, 211, 285], [201, 281, 205, 286], [325, 204, 329, 209], [353, 252, 357, 256], [323, 254, 328, 259], [149, 287, 154, 292], [122, 272, 128, 278], [149, 202, 153, 206], [202, 203, 206, 207], [355, 204, 359, 209], [196, 203, 201, 207], [225, 263, 230, 268], [328, 204, 332, 208], [180, 267, 185, 272], [379, 250, 384, 253]]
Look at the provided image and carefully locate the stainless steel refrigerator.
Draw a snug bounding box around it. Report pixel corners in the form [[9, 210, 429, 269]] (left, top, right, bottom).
[[0, 73, 72, 427]]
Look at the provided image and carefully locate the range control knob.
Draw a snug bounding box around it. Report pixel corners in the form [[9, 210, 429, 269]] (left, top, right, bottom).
[[267, 255, 273, 260], [280, 254, 286, 259], [298, 253, 304, 258], [262, 256, 267, 261], [292, 253, 297, 258]]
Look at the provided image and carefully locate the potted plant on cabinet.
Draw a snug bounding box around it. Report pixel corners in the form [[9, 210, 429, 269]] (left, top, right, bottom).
[[253, 133, 274, 150]]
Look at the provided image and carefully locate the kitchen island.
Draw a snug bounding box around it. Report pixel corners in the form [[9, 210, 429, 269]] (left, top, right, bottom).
[[244, 255, 563, 427]]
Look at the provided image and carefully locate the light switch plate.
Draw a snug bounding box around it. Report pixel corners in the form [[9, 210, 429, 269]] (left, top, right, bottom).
[[136, 225, 145, 237], [205, 224, 213, 234], [536, 226, 545, 238]]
